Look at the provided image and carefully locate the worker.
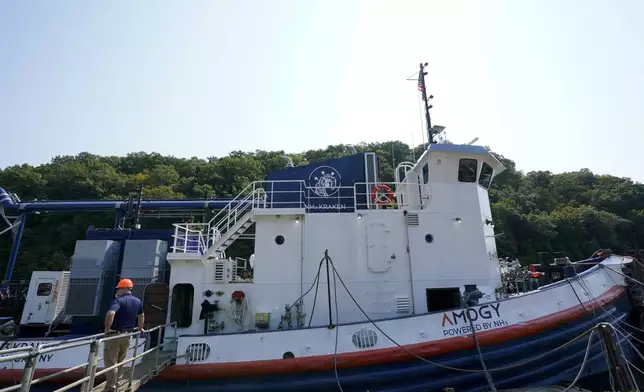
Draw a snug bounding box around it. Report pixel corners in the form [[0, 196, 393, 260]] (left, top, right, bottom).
[[104, 278, 144, 392]]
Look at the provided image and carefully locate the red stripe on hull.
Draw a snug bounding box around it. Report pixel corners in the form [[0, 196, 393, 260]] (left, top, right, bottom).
[[0, 285, 625, 385], [161, 285, 625, 380]]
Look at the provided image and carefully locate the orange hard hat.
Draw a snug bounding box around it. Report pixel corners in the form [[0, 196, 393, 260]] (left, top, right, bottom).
[[116, 279, 134, 289]]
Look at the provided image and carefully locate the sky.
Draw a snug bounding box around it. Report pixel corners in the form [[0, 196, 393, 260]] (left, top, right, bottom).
[[1, 1, 643, 181]]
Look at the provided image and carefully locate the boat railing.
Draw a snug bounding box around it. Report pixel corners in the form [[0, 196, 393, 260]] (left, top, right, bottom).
[[237, 180, 414, 211], [171, 223, 210, 255], [168, 180, 417, 255], [0, 322, 177, 392]]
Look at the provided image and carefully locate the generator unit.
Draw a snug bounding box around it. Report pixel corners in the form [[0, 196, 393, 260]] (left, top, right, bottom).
[[120, 239, 170, 300], [64, 240, 120, 317], [20, 271, 70, 326]]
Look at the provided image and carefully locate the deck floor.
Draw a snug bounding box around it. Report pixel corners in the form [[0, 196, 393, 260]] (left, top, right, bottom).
[[91, 352, 174, 392]]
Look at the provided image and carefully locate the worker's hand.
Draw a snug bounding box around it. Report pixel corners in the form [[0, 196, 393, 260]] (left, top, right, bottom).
[[138, 327, 145, 333]]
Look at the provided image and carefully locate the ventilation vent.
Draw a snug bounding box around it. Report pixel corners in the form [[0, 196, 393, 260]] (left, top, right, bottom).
[[186, 343, 211, 362], [406, 214, 419, 226], [54, 272, 71, 315], [396, 296, 411, 314], [352, 329, 378, 349], [231, 263, 238, 282], [214, 261, 225, 282]]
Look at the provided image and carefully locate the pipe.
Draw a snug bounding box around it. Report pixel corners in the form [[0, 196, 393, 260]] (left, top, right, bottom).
[[4, 213, 27, 281], [0, 188, 236, 212], [134, 184, 143, 229], [0, 188, 13, 207], [113, 210, 122, 229]]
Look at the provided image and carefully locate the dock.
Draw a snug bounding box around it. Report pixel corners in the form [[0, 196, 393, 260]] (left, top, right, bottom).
[[0, 322, 176, 392]]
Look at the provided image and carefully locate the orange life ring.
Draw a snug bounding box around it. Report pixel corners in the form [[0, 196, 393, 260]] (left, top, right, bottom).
[[371, 184, 394, 206]]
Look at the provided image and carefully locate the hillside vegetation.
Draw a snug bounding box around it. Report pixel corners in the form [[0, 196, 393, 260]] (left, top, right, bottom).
[[1, 141, 643, 278]]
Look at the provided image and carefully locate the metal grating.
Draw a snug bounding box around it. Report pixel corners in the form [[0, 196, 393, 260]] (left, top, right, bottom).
[[65, 281, 101, 316], [352, 329, 378, 349], [214, 262, 225, 282], [396, 296, 411, 313], [406, 213, 419, 226], [186, 343, 211, 362], [53, 272, 71, 316]]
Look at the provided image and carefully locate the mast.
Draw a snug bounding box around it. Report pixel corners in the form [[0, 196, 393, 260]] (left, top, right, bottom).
[[418, 62, 435, 145]]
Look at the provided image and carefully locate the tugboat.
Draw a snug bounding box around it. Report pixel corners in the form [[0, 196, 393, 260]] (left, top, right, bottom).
[[0, 64, 640, 391]]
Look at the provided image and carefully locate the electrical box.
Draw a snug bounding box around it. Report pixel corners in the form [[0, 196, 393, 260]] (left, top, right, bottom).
[[21, 271, 70, 325], [255, 312, 270, 329]]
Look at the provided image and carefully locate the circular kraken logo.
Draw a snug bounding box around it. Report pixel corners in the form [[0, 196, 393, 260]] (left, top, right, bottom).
[[308, 166, 342, 197]]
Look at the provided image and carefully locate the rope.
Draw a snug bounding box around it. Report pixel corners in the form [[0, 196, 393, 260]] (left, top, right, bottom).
[[280, 256, 326, 330], [307, 268, 321, 328], [464, 291, 497, 391], [560, 329, 597, 392], [331, 260, 344, 392], [324, 253, 599, 374], [569, 262, 641, 390]]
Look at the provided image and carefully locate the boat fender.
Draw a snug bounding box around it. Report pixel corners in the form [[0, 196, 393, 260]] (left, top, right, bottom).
[[371, 184, 394, 206]]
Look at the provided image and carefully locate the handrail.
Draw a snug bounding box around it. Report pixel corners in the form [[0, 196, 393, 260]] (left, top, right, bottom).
[[0, 322, 177, 392], [206, 182, 257, 228], [168, 179, 414, 256]]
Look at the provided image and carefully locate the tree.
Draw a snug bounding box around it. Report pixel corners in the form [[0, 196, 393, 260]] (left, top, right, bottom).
[[1, 142, 643, 277]]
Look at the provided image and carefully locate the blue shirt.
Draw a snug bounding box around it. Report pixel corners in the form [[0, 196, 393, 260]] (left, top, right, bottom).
[[108, 293, 143, 331]]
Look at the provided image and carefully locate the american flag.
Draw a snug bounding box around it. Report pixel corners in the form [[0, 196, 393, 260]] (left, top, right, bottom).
[[417, 72, 424, 92]]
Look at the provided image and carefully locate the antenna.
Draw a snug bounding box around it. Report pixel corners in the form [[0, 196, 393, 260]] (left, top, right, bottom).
[[467, 137, 479, 145], [418, 62, 435, 145]]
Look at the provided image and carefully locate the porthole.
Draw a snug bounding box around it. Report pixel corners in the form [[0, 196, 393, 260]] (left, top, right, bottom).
[[283, 351, 295, 359], [425, 234, 434, 243], [275, 235, 285, 245]]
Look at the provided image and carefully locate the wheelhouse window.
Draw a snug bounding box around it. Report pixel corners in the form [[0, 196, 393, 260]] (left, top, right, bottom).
[[170, 283, 194, 328], [36, 283, 52, 296], [458, 159, 478, 183], [422, 164, 429, 184], [478, 162, 494, 189]]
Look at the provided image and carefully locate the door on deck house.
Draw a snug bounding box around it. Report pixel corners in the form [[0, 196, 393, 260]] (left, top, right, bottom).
[[143, 283, 170, 328], [26, 278, 55, 324], [366, 222, 393, 273]]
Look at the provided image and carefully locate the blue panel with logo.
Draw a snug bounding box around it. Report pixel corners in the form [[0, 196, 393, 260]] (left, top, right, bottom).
[[265, 154, 372, 213]]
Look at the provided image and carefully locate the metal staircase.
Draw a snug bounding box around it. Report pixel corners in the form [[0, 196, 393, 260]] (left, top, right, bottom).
[[203, 183, 265, 259]]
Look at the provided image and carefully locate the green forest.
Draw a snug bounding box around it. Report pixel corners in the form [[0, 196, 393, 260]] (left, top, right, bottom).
[[1, 141, 643, 279]]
